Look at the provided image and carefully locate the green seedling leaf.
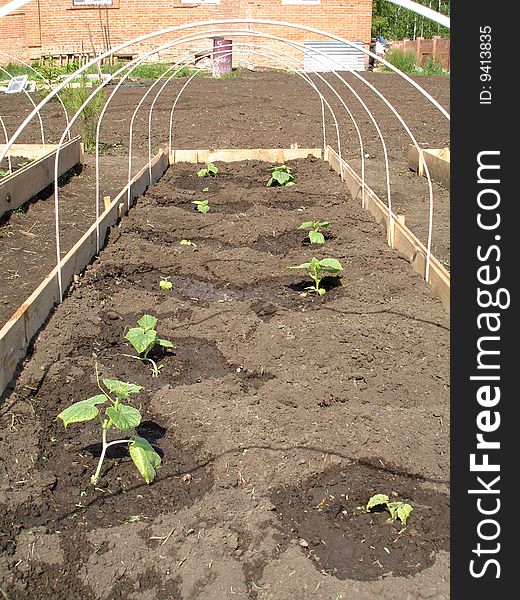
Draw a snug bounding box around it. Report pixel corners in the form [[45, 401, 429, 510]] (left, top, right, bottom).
[[159, 277, 172, 290], [58, 396, 106, 427], [285, 257, 342, 296], [387, 502, 413, 525], [58, 364, 161, 487], [102, 379, 142, 399], [124, 315, 173, 375], [125, 327, 157, 356], [299, 221, 331, 244], [130, 435, 162, 484], [285, 263, 311, 271], [192, 200, 210, 214], [309, 230, 325, 244], [318, 258, 343, 273], [138, 314, 158, 333], [366, 494, 390, 511], [266, 164, 296, 187], [197, 163, 218, 178], [202, 187, 209, 192], [268, 164, 292, 173], [106, 404, 142, 430], [158, 338, 175, 349], [366, 494, 413, 526], [267, 170, 292, 186]]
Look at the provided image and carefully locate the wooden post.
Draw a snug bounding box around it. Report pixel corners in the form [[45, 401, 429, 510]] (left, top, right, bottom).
[[103, 196, 111, 211]]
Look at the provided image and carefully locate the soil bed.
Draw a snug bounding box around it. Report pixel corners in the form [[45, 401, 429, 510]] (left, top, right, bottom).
[[0, 156, 449, 599], [0, 71, 449, 331]]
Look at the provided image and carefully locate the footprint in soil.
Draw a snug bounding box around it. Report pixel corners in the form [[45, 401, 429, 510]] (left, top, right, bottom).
[[271, 461, 449, 581]]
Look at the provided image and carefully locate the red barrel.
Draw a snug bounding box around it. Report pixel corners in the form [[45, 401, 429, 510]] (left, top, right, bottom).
[[212, 38, 233, 76]]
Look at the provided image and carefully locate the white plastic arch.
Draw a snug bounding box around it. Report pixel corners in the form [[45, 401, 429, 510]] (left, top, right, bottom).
[[1, 19, 448, 298]]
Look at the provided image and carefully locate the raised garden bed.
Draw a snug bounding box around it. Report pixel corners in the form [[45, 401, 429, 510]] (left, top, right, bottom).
[[0, 137, 83, 219], [408, 145, 450, 190], [0, 153, 449, 599]]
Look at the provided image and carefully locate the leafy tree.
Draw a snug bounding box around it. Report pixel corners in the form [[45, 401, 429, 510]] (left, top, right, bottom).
[[372, 0, 450, 40]]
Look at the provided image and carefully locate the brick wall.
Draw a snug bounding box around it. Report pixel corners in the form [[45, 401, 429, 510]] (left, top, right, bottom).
[[391, 36, 450, 70], [0, 0, 372, 67]]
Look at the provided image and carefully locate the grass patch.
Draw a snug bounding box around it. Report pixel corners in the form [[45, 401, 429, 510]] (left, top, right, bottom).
[[421, 55, 448, 76], [60, 76, 105, 153], [383, 49, 419, 74], [383, 48, 448, 75]]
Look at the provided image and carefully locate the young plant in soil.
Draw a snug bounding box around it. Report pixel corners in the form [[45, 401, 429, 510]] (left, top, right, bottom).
[[192, 199, 210, 214], [57, 367, 161, 485], [285, 257, 343, 296], [124, 314, 174, 377], [159, 276, 172, 290], [365, 494, 413, 525], [267, 164, 296, 187], [197, 162, 218, 178], [299, 220, 331, 244]]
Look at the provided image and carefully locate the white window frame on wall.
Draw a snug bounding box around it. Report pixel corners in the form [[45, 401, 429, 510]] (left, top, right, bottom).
[[180, 0, 221, 5], [73, 0, 113, 6], [282, 0, 321, 5]]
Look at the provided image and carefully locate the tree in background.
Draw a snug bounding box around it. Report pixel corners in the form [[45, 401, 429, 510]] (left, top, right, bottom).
[[372, 0, 450, 40]]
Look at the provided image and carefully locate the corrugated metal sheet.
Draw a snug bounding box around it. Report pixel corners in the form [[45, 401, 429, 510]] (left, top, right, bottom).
[[303, 40, 366, 72]]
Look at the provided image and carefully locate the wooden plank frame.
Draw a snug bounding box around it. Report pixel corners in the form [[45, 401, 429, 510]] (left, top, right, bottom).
[[408, 144, 450, 189], [0, 148, 169, 395], [170, 147, 322, 164], [325, 146, 450, 312], [0, 137, 83, 219]]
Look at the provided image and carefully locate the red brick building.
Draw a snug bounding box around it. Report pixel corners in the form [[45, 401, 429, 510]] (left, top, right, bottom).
[[0, 0, 373, 67]]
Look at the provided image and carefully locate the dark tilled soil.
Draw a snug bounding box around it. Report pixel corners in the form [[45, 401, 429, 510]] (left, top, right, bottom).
[[0, 71, 449, 329], [0, 158, 449, 599]]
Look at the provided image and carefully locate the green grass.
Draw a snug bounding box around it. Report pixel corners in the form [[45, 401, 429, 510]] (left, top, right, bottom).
[[90, 62, 197, 79], [383, 48, 420, 74], [60, 77, 105, 152], [3, 62, 35, 77], [383, 48, 448, 76], [421, 55, 448, 76], [3, 60, 242, 84]]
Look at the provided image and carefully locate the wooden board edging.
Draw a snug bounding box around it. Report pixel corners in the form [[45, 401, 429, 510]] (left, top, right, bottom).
[[169, 147, 322, 164], [408, 144, 450, 189], [0, 137, 83, 219], [0, 148, 169, 395], [325, 146, 450, 312]]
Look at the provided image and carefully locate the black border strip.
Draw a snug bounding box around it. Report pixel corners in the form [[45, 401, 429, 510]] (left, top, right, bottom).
[[451, 3, 514, 597]]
